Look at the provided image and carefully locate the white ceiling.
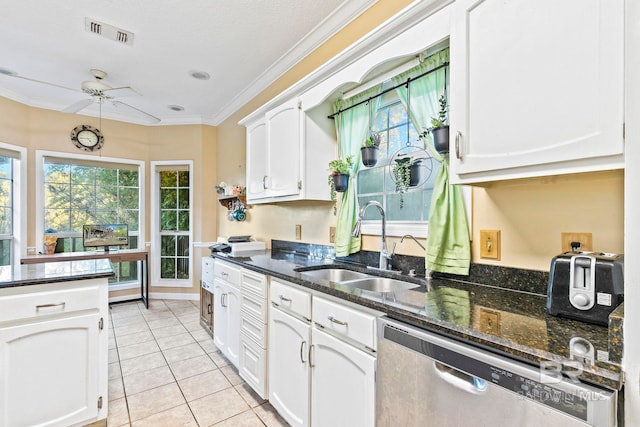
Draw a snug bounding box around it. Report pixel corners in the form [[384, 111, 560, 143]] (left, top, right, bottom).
[[0, 0, 375, 126]]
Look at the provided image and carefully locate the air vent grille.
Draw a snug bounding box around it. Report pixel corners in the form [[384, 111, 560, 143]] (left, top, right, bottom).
[[85, 18, 134, 46]]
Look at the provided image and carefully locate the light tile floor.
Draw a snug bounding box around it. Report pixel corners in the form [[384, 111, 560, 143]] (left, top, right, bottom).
[[108, 299, 288, 427]]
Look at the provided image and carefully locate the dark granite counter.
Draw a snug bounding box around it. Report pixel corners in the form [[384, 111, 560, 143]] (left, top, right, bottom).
[[213, 248, 623, 391], [0, 259, 114, 289]]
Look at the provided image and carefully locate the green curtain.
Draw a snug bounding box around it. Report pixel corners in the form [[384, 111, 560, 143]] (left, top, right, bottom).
[[392, 49, 471, 275], [332, 86, 382, 256]]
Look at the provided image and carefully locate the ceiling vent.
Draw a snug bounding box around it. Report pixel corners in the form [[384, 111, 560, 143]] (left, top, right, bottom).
[[85, 18, 134, 46]]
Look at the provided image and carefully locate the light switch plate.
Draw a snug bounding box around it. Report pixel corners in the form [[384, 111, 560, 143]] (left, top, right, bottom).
[[479, 229, 501, 260], [295, 224, 302, 240]]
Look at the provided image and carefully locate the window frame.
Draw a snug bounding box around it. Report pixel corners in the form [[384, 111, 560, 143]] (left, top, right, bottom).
[[0, 142, 26, 266], [35, 150, 146, 290], [150, 160, 194, 288]]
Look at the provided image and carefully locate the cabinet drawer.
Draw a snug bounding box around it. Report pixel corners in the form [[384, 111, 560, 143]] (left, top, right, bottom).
[[202, 257, 215, 283], [241, 269, 268, 298], [312, 297, 377, 351], [239, 332, 268, 399], [240, 309, 267, 346], [270, 279, 311, 320], [241, 291, 267, 323], [214, 260, 241, 286], [0, 284, 100, 324]]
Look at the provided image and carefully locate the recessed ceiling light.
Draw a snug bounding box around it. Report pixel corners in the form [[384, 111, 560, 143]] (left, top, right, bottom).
[[189, 70, 210, 80], [0, 68, 17, 76], [168, 105, 184, 111]]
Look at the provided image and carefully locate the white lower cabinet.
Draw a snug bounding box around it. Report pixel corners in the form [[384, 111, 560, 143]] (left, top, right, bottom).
[[213, 277, 241, 368], [269, 306, 311, 427], [268, 279, 377, 427], [310, 327, 376, 427], [0, 278, 108, 427]]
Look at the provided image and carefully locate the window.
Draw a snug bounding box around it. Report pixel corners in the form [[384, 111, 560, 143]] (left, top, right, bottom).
[[151, 161, 192, 286], [0, 143, 26, 266], [37, 151, 144, 287], [356, 91, 441, 237]]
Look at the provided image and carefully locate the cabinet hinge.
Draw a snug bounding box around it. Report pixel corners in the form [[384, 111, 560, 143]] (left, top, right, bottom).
[[98, 396, 103, 409], [623, 122, 626, 140], [297, 180, 302, 190], [98, 317, 104, 330], [297, 100, 302, 110]]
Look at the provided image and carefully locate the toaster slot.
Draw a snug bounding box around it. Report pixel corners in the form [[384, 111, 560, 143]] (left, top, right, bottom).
[[569, 255, 596, 310]]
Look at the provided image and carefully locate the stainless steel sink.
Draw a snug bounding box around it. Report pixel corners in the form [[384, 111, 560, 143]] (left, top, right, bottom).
[[343, 277, 419, 293], [298, 268, 371, 282]]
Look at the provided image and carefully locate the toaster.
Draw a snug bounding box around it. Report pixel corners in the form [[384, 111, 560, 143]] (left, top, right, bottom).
[[546, 251, 624, 326]]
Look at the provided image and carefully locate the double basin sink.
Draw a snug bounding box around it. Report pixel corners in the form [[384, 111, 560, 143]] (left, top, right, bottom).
[[294, 265, 420, 293]]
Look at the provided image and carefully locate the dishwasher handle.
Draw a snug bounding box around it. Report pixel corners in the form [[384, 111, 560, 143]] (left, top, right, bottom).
[[433, 361, 487, 395]]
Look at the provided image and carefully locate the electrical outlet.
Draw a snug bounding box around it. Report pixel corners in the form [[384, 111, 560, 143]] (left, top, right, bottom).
[[561, 232, 592, 252], [329, 227, 336, 243], [479, 229, 501, 260], [295, 224, 302, 240]]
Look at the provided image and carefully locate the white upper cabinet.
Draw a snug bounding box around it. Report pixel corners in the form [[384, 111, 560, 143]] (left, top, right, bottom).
[[450, 0, 625, 183], [245, 118, 268, 200]]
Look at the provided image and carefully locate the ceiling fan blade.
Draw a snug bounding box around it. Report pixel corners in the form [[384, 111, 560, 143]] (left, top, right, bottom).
[[0, 72, 79, 92], [103, 86, 139, 98], [62, 98, 94, 113], [112, 100, 160, 123]]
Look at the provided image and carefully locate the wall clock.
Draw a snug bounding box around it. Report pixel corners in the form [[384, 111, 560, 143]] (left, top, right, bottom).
[[70, 125, 104, 152]]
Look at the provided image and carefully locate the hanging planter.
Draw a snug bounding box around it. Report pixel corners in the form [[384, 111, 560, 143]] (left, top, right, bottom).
[[409, 160, 422, 186], [431, 125, 450, 153], [327, 156, 354, 215], [360, 132, 380, 167]]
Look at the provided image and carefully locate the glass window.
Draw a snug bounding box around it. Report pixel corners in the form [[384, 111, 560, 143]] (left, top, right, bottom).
[[357, 92, 441, 227], [0, 156, 13, 266], [158, 169, 191, 281], [42, 157, 141, 285]]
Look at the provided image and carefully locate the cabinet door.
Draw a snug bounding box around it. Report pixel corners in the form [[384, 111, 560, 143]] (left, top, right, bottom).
[[0, 312, 100, 427], [450, 0, 624, 182], [269, 307, 310, 427], [213, 279, 228, 354], [265, 98, 301, 198], [311, 328, 376, 427], [246, 118, 268, 200]]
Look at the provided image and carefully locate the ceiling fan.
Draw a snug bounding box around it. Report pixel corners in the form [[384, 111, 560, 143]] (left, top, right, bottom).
[[63, 69, 160, 123], [0, 67, 160, 123]]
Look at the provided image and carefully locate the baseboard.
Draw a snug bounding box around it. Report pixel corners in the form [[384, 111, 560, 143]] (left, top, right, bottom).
[[148, 292, 199, 301]]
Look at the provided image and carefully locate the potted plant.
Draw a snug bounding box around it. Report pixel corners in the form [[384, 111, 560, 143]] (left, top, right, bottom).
[[423, 94, 449, 153], [392, 157, 422, 208], [327, 156, 354, 214], [215, 181, 227, 196], [360, 132, 380, 167]]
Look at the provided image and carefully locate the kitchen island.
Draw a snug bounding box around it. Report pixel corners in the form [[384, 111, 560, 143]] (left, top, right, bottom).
[[212, 246, 622, 391], [0, 259, 113, 427]]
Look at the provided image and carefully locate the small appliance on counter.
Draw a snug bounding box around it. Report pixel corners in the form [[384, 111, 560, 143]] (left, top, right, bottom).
[[211, 235, 266, 257], [547, 250, 624, 326]]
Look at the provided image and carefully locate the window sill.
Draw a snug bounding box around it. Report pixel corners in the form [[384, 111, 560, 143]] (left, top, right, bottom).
[[360, 221, 427, 239]]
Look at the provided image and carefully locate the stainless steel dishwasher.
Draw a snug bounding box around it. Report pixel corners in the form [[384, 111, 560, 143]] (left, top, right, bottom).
[[376, 317, 617, 427]]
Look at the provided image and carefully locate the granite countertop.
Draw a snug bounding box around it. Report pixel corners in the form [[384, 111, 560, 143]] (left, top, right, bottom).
[[213, 249, 623, 390], [0, 259, 114, 289]]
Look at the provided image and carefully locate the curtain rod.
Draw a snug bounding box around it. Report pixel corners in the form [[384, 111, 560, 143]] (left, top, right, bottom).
[[327, 61, 449, 120]]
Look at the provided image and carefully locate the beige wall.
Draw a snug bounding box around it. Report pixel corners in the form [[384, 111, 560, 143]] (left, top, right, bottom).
[[215, 0, 624, 272], [0, 96, 217, 296]]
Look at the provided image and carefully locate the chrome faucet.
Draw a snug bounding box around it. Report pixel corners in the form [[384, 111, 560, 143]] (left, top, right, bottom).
[[399, 234, 425, 250], [352, 201, 392, 270]]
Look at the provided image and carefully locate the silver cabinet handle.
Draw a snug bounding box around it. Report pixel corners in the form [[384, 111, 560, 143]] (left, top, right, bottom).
[[279, 295, 292, 303], [300, 340, 307, 364], [263, 175, 268, 189], [327, 316, 348, 326], [221, 271, 229, 278], [207, 303, 212, 314], [36, 302, 66, 310], [308, 344, 315, 368], [455, 131, 462, 160], [221, 293, 228, 308]]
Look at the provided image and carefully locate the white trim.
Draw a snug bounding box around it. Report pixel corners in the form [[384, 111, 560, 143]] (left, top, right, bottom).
[[108, 282, 140, 292], [0, 142, 27, 265], [148, 292, 199, 301], [35, 150, 146, 251], [361, 221, 427, 239], [150, 160, 194, 288]]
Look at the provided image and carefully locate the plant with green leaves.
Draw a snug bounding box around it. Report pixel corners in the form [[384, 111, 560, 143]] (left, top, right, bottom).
[[430, 94, 448, 129], [362, 132, 381, 148], [392, 157, 421, 208], [327, 155, 354, 214]]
